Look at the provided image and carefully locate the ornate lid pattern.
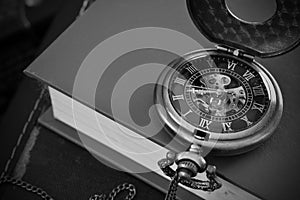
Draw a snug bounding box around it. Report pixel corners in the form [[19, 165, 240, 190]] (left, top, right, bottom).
[[187, 0, 300, 57]]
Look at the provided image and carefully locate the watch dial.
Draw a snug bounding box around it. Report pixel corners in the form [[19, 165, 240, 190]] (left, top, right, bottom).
[[168, 54, 270, 134]]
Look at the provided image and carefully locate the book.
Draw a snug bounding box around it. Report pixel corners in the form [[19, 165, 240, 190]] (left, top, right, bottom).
[[39, 105, 259, 200], [25, 0, 300, 199]]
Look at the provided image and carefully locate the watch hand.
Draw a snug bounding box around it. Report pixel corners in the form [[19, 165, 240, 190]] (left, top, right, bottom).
[[189, 85, 245, 94], [188, 85, 219, 91], [193, 98, 210, 108], [224, 86, 244, 93], [187, 88, 219, 94]]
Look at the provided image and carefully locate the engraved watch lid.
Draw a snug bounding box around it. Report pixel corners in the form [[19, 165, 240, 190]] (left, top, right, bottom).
[[187, 0, 300, 57]]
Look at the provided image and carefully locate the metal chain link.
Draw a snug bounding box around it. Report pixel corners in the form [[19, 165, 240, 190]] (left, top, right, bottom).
[[158, 150, 222, 200], [0, 175, 54, 200], [164, 174, 179, 200], [89, 183, 136, 200], [1, 174, 136, 200]]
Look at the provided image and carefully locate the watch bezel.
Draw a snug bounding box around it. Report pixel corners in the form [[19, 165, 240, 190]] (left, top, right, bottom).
[[155, 49, 283, 155]]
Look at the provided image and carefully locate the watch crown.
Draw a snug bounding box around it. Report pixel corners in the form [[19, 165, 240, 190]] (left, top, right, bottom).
[[176, 151, 207, 175], [177, 160, 198, 179]]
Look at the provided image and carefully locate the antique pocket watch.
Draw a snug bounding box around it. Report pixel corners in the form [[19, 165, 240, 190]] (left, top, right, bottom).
[[156, 0, 300, 197], [156, 47, 282, 155]]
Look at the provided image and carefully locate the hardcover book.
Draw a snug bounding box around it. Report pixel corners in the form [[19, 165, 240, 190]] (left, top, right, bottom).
[[25, 0, 300, 199]]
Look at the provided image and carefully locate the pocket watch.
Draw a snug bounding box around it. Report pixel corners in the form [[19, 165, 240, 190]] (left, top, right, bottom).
[[156, 46, 282, 155], [156, 0, 299, 198]]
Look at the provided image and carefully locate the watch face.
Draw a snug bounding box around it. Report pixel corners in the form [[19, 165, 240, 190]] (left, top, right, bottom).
[[155, 49, 282, 154], [169, 53, 269, 134]]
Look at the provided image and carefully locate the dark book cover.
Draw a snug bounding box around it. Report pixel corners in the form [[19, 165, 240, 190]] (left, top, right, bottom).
[[25, 0, 300, 199]]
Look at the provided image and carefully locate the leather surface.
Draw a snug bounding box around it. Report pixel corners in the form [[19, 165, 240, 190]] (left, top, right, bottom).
[[6, 125, 164, 200], [187, 0, 300, 57], [0, 0, 83, 180], [0, 78, 45, 180]]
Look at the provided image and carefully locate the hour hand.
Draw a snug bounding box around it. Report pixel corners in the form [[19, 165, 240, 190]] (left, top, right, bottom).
[[193, 98, 210, 109]]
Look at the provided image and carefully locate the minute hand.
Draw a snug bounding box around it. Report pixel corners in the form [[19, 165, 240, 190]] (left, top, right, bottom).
[[187, 88, 220, 94], [188, 85, 243, 93], [188, 85, 218, 91]]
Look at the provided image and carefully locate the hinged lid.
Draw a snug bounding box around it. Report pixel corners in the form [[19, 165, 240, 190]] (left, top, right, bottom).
[[187, 0, 300, 58], [216, 45, 255, 61]]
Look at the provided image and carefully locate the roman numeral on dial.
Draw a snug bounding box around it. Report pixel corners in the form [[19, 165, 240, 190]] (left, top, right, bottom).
[[199, 118, 212, 130], [174, 77, 186, 86], [252, 102, 265, 113], [252, 85, 265, 96], [241, 115, 253, 126], [243, 70, 255, 81], [186, 63, 198, 74], [207, 58, 216, 68], [222, 122, 233, 132], [227, 61, 237, 71], [172, 94, 184, 101], [182, 109, 192, 117]]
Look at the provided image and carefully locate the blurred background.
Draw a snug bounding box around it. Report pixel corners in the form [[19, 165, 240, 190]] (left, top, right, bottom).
[[0, 0, 64, 122]]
